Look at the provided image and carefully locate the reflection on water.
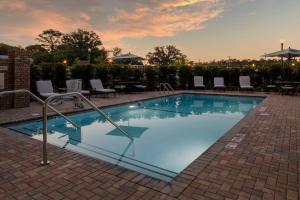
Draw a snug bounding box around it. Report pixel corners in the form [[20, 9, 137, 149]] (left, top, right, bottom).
[[10, 94, 263, 179]]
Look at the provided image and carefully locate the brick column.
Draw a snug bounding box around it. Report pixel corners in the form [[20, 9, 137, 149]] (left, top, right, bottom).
[[12, 49, 30, 108], [0, 49, 30, 110], [0, 55, 13, 109]]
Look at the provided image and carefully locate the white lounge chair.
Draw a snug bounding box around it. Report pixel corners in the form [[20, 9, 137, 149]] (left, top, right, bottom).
[[134, 84, 147, 91], [90, 79, 116, 97], [36, 80, 60, 98], [66, 79, 90, 97], [214, 77, 226, 89], [66, 79, 91, 108], [194, 76, 205, 88], [239, 76, 253, 90], [36, 80, 62, 104]]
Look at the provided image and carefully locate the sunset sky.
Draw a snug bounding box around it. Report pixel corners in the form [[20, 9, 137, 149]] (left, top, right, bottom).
[[0, 0, 299, 61]]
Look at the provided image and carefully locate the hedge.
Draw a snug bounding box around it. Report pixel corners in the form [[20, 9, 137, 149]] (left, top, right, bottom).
[[31, 63, 300, 93]]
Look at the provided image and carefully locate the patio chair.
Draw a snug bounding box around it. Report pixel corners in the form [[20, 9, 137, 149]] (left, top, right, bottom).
[[239, 76, 254, 90], [66, 79, 90, 98], [134, 84, 147, 91], [194, 76, 205, 88], [114, 84, 126, 91], [90, 79, 116, 97], [66, 79, 91, 108], [36, 80, 62, 104], [214, 77, 226, 90]]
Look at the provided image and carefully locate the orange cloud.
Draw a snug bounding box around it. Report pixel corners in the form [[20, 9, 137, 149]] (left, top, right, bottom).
[[0, 0, 27, 11], [79, 12, 91, 21], [0, 0, 224, 49], [101, 0, 223, 47]]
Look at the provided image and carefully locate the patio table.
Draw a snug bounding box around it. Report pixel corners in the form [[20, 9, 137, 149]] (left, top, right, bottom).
[[275, 81, 299, 95], [117, 81, 141, 93]]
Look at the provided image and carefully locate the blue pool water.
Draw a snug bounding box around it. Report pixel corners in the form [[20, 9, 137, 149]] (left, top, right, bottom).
[[9, 94, 263, 181]]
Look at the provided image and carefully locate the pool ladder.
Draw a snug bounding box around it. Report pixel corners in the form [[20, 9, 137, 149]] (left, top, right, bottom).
[[159, 83, 174, 94], [0, 89, 133, 165]]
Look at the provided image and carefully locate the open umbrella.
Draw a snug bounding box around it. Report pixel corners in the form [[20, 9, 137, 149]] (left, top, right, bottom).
[[263, 47, 300, 60], [112, 53, 145, 64]]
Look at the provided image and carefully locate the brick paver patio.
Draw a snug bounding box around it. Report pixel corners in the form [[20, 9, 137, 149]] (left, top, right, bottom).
[[0, 91, 299, 200]]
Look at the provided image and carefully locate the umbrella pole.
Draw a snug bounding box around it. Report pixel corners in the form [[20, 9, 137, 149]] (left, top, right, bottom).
[[281, 43, 284, 70]]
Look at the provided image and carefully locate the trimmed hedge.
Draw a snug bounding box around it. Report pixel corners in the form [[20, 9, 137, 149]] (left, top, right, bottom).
[[30, 62, 66, 93], [31, 63, 300, 93]]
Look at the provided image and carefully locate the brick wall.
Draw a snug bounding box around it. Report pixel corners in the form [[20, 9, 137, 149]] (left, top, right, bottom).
[[0, 49, 30, 110]]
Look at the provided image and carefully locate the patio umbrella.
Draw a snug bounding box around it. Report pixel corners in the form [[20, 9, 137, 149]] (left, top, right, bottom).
[[263, 47, 300, 81], [263, 47, 300, 60], [112, 53, 145, 64]]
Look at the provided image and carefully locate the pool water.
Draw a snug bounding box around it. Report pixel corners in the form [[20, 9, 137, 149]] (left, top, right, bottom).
[[10, 94, 263, 181]]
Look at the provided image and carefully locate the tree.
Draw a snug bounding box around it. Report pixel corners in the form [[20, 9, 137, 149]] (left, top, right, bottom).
[[146, 45, 186, 66], [112, 47, 122, 56], [25, 44, 46, 55], [61, 29, 103, 61], [36, 29, 63, 52], [94, 48, 109, 64], [62, 29, 102, 50]]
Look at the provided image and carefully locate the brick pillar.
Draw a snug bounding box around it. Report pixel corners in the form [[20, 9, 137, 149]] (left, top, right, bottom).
[[0, 49, 30, 110], [12, 49, 30, 108], [0, 55, 13, 109]]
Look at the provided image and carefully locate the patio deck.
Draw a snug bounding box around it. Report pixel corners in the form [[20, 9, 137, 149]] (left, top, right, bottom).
[[0, 91, 299, 200]]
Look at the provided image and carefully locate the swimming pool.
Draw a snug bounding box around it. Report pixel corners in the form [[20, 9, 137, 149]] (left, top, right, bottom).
[[9, 94, 263, 181]]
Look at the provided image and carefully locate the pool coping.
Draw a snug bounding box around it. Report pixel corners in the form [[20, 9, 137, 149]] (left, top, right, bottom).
[[1, 91, 267, 127], [0, 91, 268, 197]]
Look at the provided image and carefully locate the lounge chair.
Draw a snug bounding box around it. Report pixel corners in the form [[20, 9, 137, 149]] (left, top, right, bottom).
[[36, 80, 60, 98], [66, 79, 90, 98], [36, 80, 62, 104], [134, 84, 147, 91], [90, 79, 116, 97], [114, 84, 126, 91], [66, 79, 91, 108], [239, 76, 253, 90], [214, 77, 226, 90], [194, 76, 205, 88]]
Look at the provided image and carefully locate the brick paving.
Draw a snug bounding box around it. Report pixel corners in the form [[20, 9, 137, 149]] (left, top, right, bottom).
[[0, 91, 299, 200]]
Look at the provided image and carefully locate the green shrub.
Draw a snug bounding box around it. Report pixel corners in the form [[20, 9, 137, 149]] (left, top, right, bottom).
[[240, 66, 255, 76], [30, 65, 41, 93], [227, 68, 239, 86], [145, 66, 158, 90], [31, 62, 66, 92], [178, 65, 192, 88], [70, 64, 94, 89], [159, 66, 177, 88], [29, 62, 300, 93], [95, 64, 110, 86], [132, 68, 144, 82]]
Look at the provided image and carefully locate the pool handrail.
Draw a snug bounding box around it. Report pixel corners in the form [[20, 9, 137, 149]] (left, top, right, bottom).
[[0, 89, 80, 165], [44, 92, 134, 142], [165, 83, 174, 92], [159, 83, 174, 94], [0, 89, 79, 128]]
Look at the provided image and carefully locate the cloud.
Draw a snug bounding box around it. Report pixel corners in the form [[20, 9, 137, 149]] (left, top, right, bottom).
[[0, 0, 27, 11], [101, 0, 224, 46], [0, 0, 224, 48]]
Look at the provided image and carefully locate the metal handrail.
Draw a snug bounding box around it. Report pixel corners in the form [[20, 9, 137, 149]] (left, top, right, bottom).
[[0, 89, 79, 128], [0, 89, 80, 165], [159, 83, 174, 94], [164, 83, 174, 92], [45, 92, 134, 142], [159, 83, 167, 94]]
